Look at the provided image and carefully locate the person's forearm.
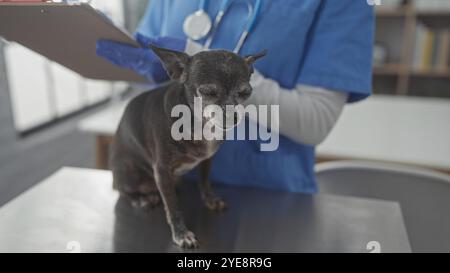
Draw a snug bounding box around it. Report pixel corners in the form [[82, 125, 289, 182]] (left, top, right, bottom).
[[246, 71, 349, 146]]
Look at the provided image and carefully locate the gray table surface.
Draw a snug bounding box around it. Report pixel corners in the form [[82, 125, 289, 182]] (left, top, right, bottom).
[[0, 167, 411, 253]]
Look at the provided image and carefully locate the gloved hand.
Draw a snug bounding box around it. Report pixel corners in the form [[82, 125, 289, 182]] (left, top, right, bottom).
[[96, 34, 195, 83]]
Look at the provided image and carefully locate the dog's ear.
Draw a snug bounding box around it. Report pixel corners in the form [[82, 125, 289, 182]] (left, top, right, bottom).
[[149, 44, 191, 81], [244, 49, 268, 66]]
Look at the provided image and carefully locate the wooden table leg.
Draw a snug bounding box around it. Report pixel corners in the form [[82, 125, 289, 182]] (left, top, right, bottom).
[[96, 135, 113, 170]]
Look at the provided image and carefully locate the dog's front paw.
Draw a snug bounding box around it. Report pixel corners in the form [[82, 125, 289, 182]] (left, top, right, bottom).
[[173, 231, 199, 249], [204, 196, 228, 211]]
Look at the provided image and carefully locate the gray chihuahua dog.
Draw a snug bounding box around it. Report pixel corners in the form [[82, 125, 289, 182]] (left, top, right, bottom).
[[111, 44, 266, 248]]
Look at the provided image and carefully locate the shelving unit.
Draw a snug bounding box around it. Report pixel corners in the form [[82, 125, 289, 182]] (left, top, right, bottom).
[[374, 3, 450, 97]]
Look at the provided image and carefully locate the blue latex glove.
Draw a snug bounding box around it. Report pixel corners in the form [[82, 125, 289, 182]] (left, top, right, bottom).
[[96, 34, 187, 83]]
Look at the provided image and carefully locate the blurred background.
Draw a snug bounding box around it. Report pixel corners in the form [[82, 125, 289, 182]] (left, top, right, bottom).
[[0, 0, 450, 252], [0, 0, 147, 205]]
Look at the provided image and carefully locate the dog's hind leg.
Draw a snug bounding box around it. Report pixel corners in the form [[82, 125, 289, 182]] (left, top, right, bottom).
[[132, 176, 162, 210], [112, 157, 162, 211]]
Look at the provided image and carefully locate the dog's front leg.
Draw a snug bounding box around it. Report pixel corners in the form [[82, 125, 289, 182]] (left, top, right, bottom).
[[198, 159, 227, 211], [154, 165, 199, 248]]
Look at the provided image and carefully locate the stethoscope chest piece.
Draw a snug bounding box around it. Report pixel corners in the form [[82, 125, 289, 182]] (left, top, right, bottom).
[[183, 0, 262, 53], [183, 10, 212, 41]]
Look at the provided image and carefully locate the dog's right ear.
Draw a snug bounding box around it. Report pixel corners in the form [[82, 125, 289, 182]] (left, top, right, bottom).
[[149, 44, 191, 81], [244, 49, 268, 66], [244, 49, 268, 74]]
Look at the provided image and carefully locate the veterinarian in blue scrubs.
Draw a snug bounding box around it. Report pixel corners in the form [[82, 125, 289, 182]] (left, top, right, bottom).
[[97, 0, 374, 194]]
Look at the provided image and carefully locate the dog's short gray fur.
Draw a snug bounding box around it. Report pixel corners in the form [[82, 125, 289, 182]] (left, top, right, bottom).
[[111, 44, 266, 248]]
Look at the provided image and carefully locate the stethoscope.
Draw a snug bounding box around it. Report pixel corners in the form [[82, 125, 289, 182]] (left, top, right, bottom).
[[183, 0, 262, 54]]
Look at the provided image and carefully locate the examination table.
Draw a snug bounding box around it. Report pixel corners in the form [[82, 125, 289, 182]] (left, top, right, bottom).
[[0, 167, 411, 253]]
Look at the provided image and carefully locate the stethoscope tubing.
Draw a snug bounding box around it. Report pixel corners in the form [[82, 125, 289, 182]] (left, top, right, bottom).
[[189, 0, 262, 53]]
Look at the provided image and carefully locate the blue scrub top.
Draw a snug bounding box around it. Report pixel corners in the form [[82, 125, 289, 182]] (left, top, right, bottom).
[[137, 0, 374, 193]]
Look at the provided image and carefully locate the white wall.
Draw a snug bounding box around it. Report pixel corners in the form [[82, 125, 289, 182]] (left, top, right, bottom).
[[4, 45, 54, 132], [51, 62, 85, 117]]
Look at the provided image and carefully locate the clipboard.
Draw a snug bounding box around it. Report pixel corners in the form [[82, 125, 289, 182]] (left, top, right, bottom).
[[0, 2, 148, 82]]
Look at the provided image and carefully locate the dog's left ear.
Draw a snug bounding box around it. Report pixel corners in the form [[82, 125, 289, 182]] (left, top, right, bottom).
[[244, 49, 268, 66], [149, 44, 191, 81]]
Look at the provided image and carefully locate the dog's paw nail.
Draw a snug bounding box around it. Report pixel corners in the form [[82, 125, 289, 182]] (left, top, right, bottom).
[[131, 200, 140, 208], [139, 198, 149, 208], [130, 194, 161, 211], [147, 193, 161, 208], [175, 231, 199, 249], [205, 197, 228, 211]]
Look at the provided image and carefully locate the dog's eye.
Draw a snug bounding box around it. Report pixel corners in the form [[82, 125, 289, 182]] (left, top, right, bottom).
[[198, 86, 218, 98], [238, 85, 253, 98]]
